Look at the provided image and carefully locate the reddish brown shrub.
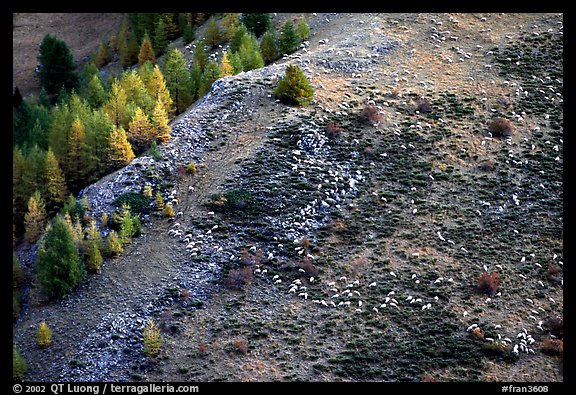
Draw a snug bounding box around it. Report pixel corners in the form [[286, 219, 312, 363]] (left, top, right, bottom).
[[546, 316, 563, 338], [325, 122, 345, 139], [470, 326, 484, 339], [298, 256, 319, 276], [358, 105, 382, 126], [198, 342, 209, 354], [224, 266, 254, 290], [545, 264, 562, 281], [477, 159, 494, 172], [488, 117, 514, 137], [478, 271, 500, 295], [541, 338, 563, 355], [416, 97, 433, 113], [233, 338, 248, 355]]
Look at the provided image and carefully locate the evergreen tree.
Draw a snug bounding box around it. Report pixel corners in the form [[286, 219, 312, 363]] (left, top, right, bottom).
[[163, 203, 175, 218], [222, 13, 241, 40], [128, 107, 153, 154], [106, 230, 123, 257], [161, 13, 180, 40], [29, 119, 48, 151], [120, 31, 139, 68], [37, 34, 79, 96], [240, 13, 271, 37], [260, 30, 279, 64], [274, 64, 314, 106], [37, 321, 53, 348], [141, 63, 174, 116], [153, 18, 168, 56], [22, 145, 47, 206], [142, 184, 153, 199], [103, 80, 130, 129], [24, 191, 47, 244], [220, 51, 234, 77], [66, 117, 88, 193], [83, 108, 115, 181], [142, 319, 162, 357], [238, 33, 264, 71], [115, 203, 140, 244], [13, 148, 27, 235], [151, 99, 171, 143], [36, 215, 85, 300], [229, 24, 248, 54], [44, 148, 68, 215], [198, 60, 222, 97], [182, 21, 195, 44], [279, 20, 300, 55], [38, 88, 51, 108], [107, 127, 135, 170], [297, 15, 310, 40], [13, 345, 27, 381], [204, 16, 223, 49], [95, 40, 111, 68], [155, 191, 164, 210], [120, 70, 154, 115], [138, 33, 156, 65], [189, 61, 202, 101], [230, 52, 244, 74], [192, 39, 209, 72], [86, 240, 103, 274], [163, 48, 193, 114], [85, 74, 106, 109]]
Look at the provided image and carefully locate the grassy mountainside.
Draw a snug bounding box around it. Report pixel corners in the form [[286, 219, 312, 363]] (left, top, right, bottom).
[[13, 13, 563, 383]]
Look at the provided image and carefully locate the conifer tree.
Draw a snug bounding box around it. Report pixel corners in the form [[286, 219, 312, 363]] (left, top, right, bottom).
[[279, 20, 300, 55], [189, 61, 203, 101], [240, 13, 272, 37], [107, 127, 135, 170], [66, 117, 88, 193], [151, 99, 171, 143], [142, 184, 153, 199], [142, 319, 162, 357], [163, 48, 193, 114], [85, 218, 103, 252], [44, 148, 68, 215], [155, 191, 165, 211], [29, 119, 48, 152], [138, 33, 156, 65], [128, 107, 153, 154], [106, 230, 123, 257], [230, 52, 244, 75], [22, 145, 48, 204], [13, 86, 23, 109], [182, 21, 195, 44], [238, 34, 264, 71], [222, 13, 241, 40], [13, 345, 27, 381], [260, 30, 279, 64], [220, 51, 234, 77], [37, 321, 52, 348], [192, 39, 209, 72], [204, 16, 223, 49], [198, 60, 222, 97], [86, 240, 103, 274], [274, 64, 314, 106], [37, 34, 79, 95], [153, 18, 168, 56], [163, 203, 175, 218], [229, 24, 248, 54], [103, 81, 130, 129], [120, 31, 139, 68], [95, 40, 111, 68], [24, 191, 47, 244], [161, 13, 180, 40], [36, 215, 85, 300], [85, 74, 106, 109], [297, 15, 310, 40], [63, 212, 81, 246], [141, 64, 174, 116], [120, 70, 154, 115]]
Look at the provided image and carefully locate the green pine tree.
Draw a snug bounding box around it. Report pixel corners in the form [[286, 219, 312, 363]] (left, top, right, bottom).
[[85, 74, 106, 109], [238, 33, 264, 71], [106, 230, 123, 257], [86, 240, 103, 273], [95, 40, 111, 67], [153, 19, 168, 56], [163, 48, 193, 114], [273, 64, 314, 106], [198, 60, 222, 97], [13, 345, 27, 381], [204, 16, 223, 49], [37, 34, 79, 95], [239, 13, 271, 37], [36, 215, 86, 300], [279, 20, 301, 55], [192, 39, 209, 72], [260, 30, 279, 64], [297, 15, 310, 40]]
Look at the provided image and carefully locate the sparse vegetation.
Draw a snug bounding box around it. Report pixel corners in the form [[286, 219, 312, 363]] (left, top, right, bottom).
[[358, 104, 382, 126], [37, 321, 53, 348], [477, 272, 500, 295], [13, 345, 27, 380], [143, 319, 163, 358]]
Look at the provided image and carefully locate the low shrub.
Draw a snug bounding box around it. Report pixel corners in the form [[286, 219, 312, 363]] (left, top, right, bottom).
[[545, 316, 563, 338], [325, 122, 345, 139], [13, 345, 27, 381], [142, 319, 163, 358], [478, 271, 499, 295], [209, 189, 257, 215], [488, 117, 514, 137], [233, 338, 248, 355], [541, 338, 563, 355], [37, 321, 52, 348], [358, 105, 382, 126], [114, 192, 151, 215], [224, 266, 254, 290]]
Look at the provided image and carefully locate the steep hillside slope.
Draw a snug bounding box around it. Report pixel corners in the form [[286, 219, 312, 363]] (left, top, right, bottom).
[[13, 13, 563, 383]]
